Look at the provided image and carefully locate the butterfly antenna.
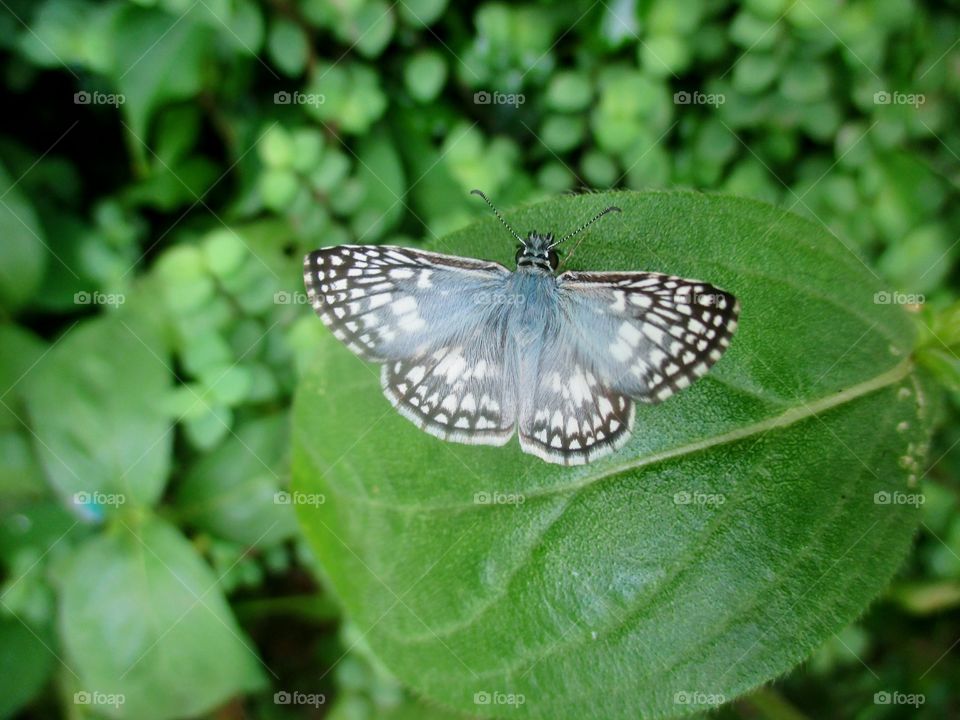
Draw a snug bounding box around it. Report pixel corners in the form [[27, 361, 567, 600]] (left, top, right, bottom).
[[470, 189, 524, 244], [554, 205, 621, 270], [552, 205, 621, 247]]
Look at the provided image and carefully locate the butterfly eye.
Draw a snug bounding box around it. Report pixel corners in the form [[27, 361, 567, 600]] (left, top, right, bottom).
[[515, 246, 524, 262], [548, 249, 559, 269]]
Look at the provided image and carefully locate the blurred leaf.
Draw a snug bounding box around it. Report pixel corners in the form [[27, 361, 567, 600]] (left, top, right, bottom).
[[352, 132, 406, 240], [17, 0, 116, 72], [305, 62, 388, 134], [59, 517, 265, 719], [404, 50, 447, 103], [293, 191, 932, 719], [22, 308, 173, 511], [175, 413, 297, 546], [0, 615, 55, 719], [110, 5, 213, 150], [0, 161, 46, 311], [398, 0, 448, 27], [338, 0, 395, 59], [267, 17, 309, 76]]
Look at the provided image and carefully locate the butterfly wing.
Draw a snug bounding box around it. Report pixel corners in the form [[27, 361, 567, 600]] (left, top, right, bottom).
[[518, 341, 637, 465], [304, 245, 517, 445], [557, 270, 740, 401], [517, 270, 739, 465]]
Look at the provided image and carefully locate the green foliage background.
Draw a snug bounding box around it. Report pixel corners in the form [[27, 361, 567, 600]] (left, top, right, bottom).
[[0, 0, 958, 718]]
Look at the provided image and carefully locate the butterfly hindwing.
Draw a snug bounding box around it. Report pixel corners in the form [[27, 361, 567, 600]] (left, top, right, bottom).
[[518, 348, 636, 466], [381, 339, 516, 446], [557, 271, 740, 403]]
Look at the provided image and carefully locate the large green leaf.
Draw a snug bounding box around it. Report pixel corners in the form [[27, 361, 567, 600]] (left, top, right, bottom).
[[58, 516, 265, 720], [22, 307, 173, 511], [292, 191, 933, 718]]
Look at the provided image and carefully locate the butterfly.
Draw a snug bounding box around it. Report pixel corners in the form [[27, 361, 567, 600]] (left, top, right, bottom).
[[303, 190, 740, 465]]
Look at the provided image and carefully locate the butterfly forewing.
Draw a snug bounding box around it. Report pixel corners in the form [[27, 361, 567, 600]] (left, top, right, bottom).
[[558, 271, 740, 403], [304, 245, 510, 362]]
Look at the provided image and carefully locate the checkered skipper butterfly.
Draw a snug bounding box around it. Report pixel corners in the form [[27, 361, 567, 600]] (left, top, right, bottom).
[[304, 191, 740, 465]]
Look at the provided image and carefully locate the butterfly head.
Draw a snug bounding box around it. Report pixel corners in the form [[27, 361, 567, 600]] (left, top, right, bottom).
[[470, 189, 621, 275], [516, 232, 560, 272]]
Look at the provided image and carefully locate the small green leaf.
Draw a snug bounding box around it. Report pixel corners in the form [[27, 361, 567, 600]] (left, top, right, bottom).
[[404, 50, 447, 103], [268, 17, 309, 76], [175, 413, 297, 546], [59, 517, 265, 720], [398, 0, 448, 27], [293, 191, 933, 719]]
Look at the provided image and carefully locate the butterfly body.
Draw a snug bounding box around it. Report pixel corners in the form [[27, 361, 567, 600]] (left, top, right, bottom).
[[304, 202, 739, 465]]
